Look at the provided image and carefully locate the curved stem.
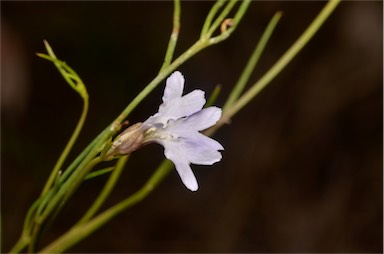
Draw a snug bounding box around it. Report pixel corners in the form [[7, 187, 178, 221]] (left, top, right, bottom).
[[200, 0, 226, 38], [206, 0, 237, 37], [41, 97, 88, 196]]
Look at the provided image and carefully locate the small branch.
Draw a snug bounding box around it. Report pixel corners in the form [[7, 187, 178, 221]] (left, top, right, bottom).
[[160, 0, 181, 72]]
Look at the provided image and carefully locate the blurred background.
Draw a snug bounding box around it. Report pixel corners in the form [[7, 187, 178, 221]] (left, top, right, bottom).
[[1, 1, 382, 252]]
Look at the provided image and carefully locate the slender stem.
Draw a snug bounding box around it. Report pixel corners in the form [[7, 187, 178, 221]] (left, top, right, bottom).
[[207, 0, 237, 37], [114, 40, 207, 125], [59, 128, 106, 183], [39, 41, 89, 196], [9, 235, 30, 253], [200, 0, 226, 38], [76, 155, 130, 225], [206, 84, 222, 107], [223, 11, 282, 112], [114, 0, 252, 126], [16, 1, 253, 252], [208, 0, 251, 45], [212, 0, 341, 134], [43, 156, 103, 223], [28, 156, 103, 252], [41, 97, 89, 196], [39, 160, 173, 253], [84, 167, 114, 180], [160, 0, 181, 72]]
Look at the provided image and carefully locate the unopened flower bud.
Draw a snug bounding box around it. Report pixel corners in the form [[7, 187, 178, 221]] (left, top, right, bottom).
[[105, 122, 144, 159]]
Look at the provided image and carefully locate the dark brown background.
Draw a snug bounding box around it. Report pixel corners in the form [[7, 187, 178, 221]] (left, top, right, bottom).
[[2, 1, 382, 253]]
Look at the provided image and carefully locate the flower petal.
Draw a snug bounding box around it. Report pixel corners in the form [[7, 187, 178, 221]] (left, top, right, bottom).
[[162, 141, 199, 191], [168, 107, 221, 135], [162, 71, 184, 103], [180, 134, 223, 165], [155, 89, 205, 126], [158, 132, 223, 166], [187, 106, 222, 131]]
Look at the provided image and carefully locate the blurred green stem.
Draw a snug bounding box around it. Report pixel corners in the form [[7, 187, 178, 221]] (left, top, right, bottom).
[[114, 0, 250, 125], [39, 43, 89, 197], [211, 0, 341, 134], [36, 0, 341, 252], [39, 160, 173, 253], [41, 100, 88, 196], [223, 11, 282, 112], [160, 0, 180, 72], [200, 0, 225, 38], [76, 155, 130, 225], [27, 156, 103, 252]]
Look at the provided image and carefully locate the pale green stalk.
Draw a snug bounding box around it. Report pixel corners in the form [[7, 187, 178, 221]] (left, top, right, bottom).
[[41, 99, 88, 195], [208, 0, 251, 45], [77, 155, 130, 225], [33, 0, 340, 243], [12, 45, 91, 252], [28, 156, 103, 252], [39, 160, 173, 253], [200, 0, 225, 38], [84, 167, 114, 180], [59, 129, 107, 182], [206, 0, 237, 38], [211, 0, 341, 135], [38, 42, 89, 197], [223, 11, 282, 112], [160, 0, 180, 72], [12, 1, 251, 252], [62, 0, 339, 242], [206, 85, 222, 107], [113, 0, 250, 125]]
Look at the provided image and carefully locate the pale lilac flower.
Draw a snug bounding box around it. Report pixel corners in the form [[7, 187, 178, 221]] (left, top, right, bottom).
[[105, 71, 224, 191], [143, 71, 224, 191]]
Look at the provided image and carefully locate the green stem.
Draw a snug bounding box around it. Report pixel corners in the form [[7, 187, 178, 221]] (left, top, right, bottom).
[[39, 160, 173, 253], [42, 156, 103, 223], [216, 0, 341, 133], [114, 0, 251, 126], [9, 235, 30, 253], [28, 156, 103, 252], [206, 0, 237, 37], [114, 40, 206, 125], [208, 0, 251, 45], [59, 128, 107, 183], [160, 0, 180, 72], [39, 41, 89, 196], [76, 155, 130, 225], [15, 1, 253, 252], [223, 11, 282, 112], [84, 167, 114, 180], [206, 84, 222, 107], [200, 0, 225, 38], [41, 96, 88, 196]]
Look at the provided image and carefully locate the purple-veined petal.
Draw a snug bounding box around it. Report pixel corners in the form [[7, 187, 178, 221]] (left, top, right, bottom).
[[162, 71, 184, 103]]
